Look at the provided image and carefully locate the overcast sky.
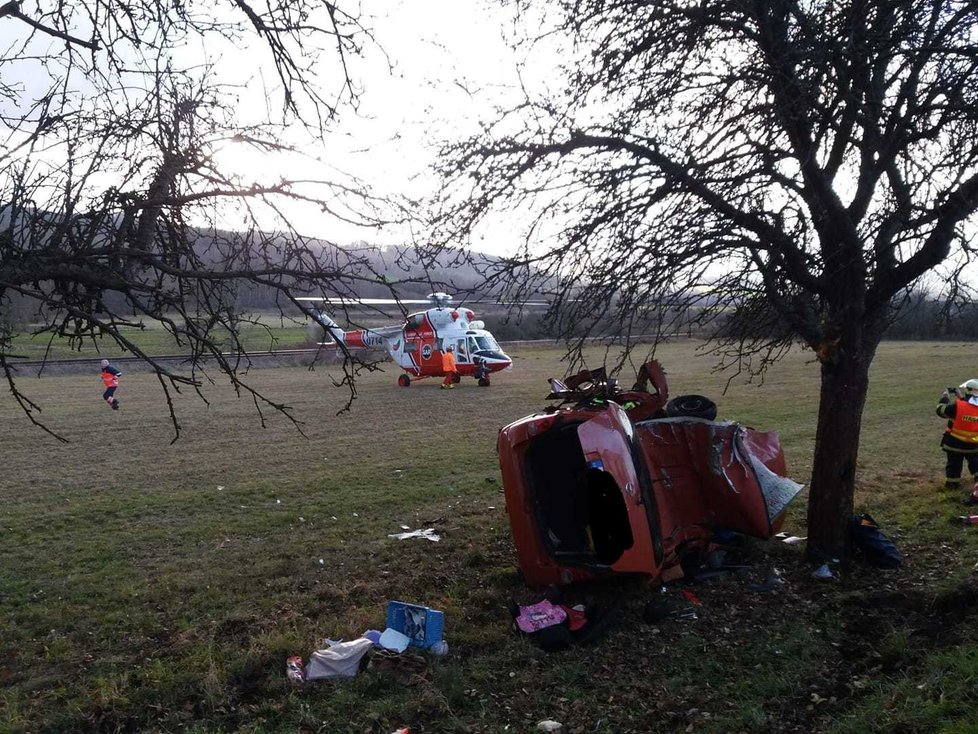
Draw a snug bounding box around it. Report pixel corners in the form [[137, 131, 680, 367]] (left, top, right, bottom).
[[212, 1, 533, 251]]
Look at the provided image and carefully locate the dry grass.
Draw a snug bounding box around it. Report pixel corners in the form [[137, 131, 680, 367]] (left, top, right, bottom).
[[1, 340, 977, 733]]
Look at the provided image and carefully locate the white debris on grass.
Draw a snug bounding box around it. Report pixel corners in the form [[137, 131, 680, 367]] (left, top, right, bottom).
[[537, 721, 563, 733], [388, 528, 441, 542]]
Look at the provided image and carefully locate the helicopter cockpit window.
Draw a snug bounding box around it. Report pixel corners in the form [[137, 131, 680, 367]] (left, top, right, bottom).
[[474, 335, 500, 352]]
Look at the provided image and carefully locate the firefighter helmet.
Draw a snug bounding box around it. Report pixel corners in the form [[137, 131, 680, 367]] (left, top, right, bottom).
[[959, 379, 978, 397]]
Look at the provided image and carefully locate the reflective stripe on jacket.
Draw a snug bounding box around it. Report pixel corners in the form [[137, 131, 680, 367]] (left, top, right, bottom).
[[101, 369, 120, 388], [947, 399, 978, 443]]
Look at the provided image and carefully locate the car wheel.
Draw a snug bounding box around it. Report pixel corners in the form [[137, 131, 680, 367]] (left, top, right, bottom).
[[398, 374, 411, 387], [665, 394, 717, 420]]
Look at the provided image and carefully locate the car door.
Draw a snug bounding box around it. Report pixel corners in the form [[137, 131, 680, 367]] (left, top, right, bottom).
[[574, 404, 661, 576]]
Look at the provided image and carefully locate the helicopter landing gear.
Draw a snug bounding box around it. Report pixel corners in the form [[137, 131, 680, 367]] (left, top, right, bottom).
[[453, 373, 462, 384], [474, 358, 490, 387], [398, 374, 411, 387]]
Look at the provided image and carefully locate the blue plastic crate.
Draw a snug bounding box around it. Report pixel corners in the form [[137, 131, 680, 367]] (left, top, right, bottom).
[[385, 601, 444, 649]]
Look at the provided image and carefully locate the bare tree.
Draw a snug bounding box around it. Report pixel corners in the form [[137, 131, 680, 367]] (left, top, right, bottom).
[[0, 1, 412, 440], [431, 0, 978, 559]]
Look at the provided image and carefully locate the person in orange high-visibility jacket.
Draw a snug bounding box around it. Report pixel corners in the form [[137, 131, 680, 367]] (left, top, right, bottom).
[[937, 379, 978, 501], [100, 358, 122, 410], [440, 345, 457, 390]]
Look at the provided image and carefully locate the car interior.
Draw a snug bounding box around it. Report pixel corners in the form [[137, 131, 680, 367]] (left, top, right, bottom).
[[523, 422, 634, 566]]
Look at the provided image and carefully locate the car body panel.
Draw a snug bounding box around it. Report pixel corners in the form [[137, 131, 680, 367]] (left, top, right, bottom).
[[498, 362, 803, 587]]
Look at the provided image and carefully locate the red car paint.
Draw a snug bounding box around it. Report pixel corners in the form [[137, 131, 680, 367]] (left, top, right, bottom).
[[498, 362, 803, 587]]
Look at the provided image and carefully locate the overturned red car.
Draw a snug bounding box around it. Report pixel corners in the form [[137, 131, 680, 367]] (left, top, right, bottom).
[[498, 361, 803, 587]]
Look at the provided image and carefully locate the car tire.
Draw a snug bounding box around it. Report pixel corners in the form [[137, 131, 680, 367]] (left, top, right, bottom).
[[665, 394, 717, 420]]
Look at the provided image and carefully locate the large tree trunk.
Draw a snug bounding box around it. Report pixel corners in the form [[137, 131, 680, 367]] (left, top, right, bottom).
[[805, 332, 881, 562]]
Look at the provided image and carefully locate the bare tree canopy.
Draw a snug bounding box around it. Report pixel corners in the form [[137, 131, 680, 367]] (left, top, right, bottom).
[[432, 0, 978, 558], [0, 1, 408, 440]]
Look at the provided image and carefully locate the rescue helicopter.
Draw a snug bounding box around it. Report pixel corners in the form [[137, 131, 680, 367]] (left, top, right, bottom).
[[297, 292, 514, 387]]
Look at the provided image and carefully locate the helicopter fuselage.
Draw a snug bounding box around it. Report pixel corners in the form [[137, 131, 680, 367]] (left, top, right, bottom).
[[333, 306, 512, 385]]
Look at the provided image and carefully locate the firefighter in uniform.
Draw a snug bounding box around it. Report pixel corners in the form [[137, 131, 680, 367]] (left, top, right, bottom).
[[100, 358, 122, 410], [937, 378, 978, 502], [440, 344, 457, 389]]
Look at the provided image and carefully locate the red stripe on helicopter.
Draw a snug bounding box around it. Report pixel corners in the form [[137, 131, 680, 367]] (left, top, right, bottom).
[[344, 330, 385, 349]]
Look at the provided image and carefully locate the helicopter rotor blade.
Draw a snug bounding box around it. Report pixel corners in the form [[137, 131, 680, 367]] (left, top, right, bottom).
[[295, 297, 434, 305]]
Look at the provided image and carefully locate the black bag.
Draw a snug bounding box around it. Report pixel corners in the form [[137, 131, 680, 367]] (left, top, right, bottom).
[[850, 513, 903, 568]]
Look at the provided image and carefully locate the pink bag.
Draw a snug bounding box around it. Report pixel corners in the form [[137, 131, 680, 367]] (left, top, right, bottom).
[[514, 600, 568, 634]]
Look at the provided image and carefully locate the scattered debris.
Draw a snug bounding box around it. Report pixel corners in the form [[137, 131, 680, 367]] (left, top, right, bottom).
[[774, 531, 808, 545], [537, 720, 563, 732], [850, 513, 903, 568], [388, 528, 441, 542], [387, 601, 445, 649], [430, 640, 449, 656], [506, 596, 626, 650], [514, 600, 568, 634], [363, 629, 383, 646], [960, 515, 978, 526], [679, 589, 702, 606], [812, 563, 835, 581], [285, 656, 304, 684], [749, 568, 784, 592], [305, 638, 374, 680], [287, 603, 447, 688], [379, 628, 410, 652]]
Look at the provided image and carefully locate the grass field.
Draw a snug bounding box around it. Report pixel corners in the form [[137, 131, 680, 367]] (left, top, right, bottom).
[[6, 315, 311, 361], [2, 340, 977, 733]]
